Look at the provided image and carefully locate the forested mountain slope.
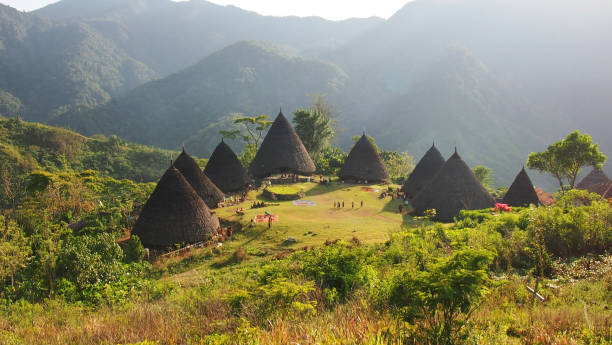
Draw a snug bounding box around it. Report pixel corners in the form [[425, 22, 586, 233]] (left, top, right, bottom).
[[52, 41, 349, 157]]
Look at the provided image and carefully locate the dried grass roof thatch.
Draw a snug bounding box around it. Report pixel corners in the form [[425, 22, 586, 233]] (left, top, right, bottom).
[[411, 150, 494, 222], [339, 134, 389, 182], [249, 110, 316, 177], [535, 187, 556, 206], [502, 168, 540, 207], [132, 166, 220, 248], [204, 140, 252, 193], [174, 149, 225, 209], [401, 143, 445, 199], [583, 181, 612, 199], [576, 168, 610, 189]]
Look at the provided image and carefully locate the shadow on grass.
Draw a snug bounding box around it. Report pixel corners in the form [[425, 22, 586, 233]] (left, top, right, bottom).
[[305, 182, 351, 196], [382, 198, 424, 226]]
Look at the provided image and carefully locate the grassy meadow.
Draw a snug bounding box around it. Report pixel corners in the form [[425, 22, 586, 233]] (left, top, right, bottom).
[[216, 182, 414, 248]]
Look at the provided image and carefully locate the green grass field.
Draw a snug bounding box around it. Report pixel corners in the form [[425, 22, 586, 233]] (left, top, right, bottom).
[[216, 182, 421, 249]]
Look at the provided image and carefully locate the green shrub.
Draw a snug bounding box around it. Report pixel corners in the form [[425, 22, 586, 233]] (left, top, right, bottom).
[[387, 249, 494, 345], [123, 235, 145, 263], [297, 243, 369, 301], [528, 192, 612, 257]]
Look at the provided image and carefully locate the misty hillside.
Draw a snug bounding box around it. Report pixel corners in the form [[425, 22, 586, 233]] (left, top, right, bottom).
[[0, 4, 155, 121], [52, 41, 349, 156], [2, 0, 611, 187], [0, 0, 379, 121], [34, 0, 383, 75], [370, 46, 547, 185], [329, 0, 612, 175]]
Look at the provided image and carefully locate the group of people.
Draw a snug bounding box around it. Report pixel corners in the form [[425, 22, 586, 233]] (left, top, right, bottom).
[[251, 201, 268, 209], [333, 200, 363, 209], [216, 226, 234, 242]]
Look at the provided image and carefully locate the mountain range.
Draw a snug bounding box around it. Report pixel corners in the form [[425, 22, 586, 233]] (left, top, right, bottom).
[[1, 0, 611, 188]]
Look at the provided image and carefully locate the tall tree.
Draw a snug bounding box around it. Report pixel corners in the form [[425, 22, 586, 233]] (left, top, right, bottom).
[[0, 217, 31, 288], [219, 114, 272, 168], [527, 131, 606, 192], [293, 96, 336, 160], [473, 165, 493, 190]]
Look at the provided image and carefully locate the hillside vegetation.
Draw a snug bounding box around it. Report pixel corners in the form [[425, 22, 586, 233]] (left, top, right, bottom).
[[0, 181, 609, 344], [0, 117, 172, 181], [52, 41, 349, 156]]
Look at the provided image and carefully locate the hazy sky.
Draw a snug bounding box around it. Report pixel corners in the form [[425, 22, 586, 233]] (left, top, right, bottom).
[[3, 0, 409, 20]]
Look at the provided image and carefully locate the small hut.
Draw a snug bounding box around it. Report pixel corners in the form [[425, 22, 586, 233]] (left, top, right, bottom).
[[576, 168, 610, 189], [502, 168, 540, 207], [249, 110, 316, 178], [339, 133, 389, 183], [132, 166, 220, 248], [204, 140, 252, 193], [411, 149, 494, 222], [174, 149, 224, 209], [401, 143, 445, 199]]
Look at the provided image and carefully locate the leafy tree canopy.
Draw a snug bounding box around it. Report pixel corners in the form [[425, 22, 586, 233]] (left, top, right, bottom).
[[527, 131, 606, 192], [293, 96, 336, 160]]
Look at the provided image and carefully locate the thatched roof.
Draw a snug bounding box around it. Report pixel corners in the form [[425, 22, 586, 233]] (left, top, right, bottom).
[[339, 134, 389, 182], [576, 168, 610, 189], [583, 181, 612, 198], [249, 110, 316, 177], [174, 149, 224, 209], [502, 168, 540, 207], [132, 166, 220, 248], [401, 143, 445, 199], [204, 140, 252, 193], [535, 187, 556, 206], [411, 150, 494, 222]]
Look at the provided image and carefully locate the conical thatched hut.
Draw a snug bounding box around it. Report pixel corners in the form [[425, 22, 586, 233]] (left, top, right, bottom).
[[339, 133, 389, 183], [132, 166, 220, 248], [249, 110, 316, 177], [576, 168, 610, 189], [583, 181, 612, 199], [411, 150, 494, 222], [401, 143, 445, 199], [174, 149, 224, 209], [204, 140, 252, 193], [502, 168, 540, 207]]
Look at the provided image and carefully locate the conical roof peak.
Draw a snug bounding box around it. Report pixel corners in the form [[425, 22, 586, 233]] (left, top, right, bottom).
[[339, 133, 389, 182], [576, 168, 610, 189], [205, 140, 252, 193], [402, 143, 445, 199], [411, 152, 494, 222], [249, 111, 315, 177], [132, 166, 220, 248], [174, 150, 224, 208], [503, 168, 539, 207]]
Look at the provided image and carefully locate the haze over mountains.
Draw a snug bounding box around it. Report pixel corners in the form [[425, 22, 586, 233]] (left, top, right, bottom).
[[1, 0, 610, 187]]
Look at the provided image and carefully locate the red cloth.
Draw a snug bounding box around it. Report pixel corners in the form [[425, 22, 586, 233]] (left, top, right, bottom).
[[494, 203, 512, 212], [254, 214, 279, 223]]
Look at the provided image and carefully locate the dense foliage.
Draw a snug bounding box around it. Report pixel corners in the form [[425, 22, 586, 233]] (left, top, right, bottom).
[[0, 169, 155, 304], [0, 117, 172, 181]]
